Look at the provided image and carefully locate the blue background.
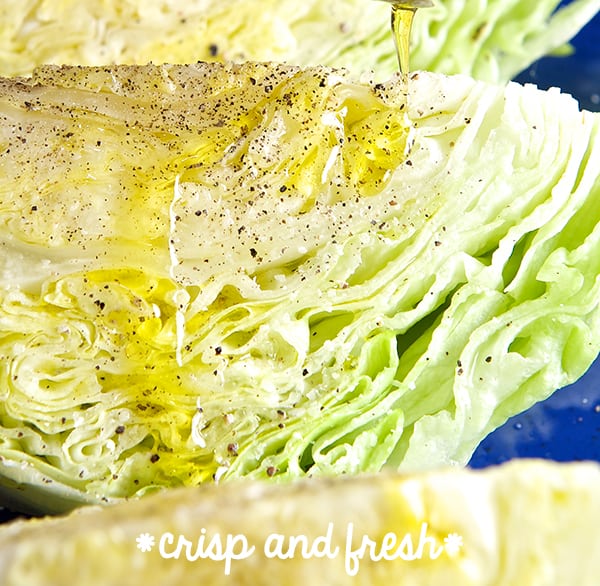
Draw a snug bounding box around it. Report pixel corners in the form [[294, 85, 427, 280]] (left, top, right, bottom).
[[470, 3, 600, 467]]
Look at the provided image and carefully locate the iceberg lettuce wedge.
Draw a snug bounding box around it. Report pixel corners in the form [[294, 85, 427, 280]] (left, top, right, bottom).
[[0, 460, 598, 585], [0, 62, 600, 512], [1, 0, 599, 81]]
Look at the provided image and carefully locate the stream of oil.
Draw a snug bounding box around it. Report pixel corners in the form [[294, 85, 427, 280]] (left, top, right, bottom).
[[387, 1, 433, 98]]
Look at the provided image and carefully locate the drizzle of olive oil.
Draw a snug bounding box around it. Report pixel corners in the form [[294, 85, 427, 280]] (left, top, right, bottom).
[[391, 4, 415, 85], [384, 1, 433, 97]]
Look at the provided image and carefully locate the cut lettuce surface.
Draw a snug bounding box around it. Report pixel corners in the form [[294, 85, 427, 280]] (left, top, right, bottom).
[[1, 0, 599, 81], [1, 62, 600, 512]]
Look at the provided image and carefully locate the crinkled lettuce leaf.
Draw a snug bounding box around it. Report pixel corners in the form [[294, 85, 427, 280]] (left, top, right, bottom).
[[1, 0, 599, 81], [1, 62, 600, 512]]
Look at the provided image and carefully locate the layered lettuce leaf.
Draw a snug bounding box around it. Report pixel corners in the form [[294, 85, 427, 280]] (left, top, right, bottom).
[[1, 0, 599, 81], [1, 62, 600, 512]]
